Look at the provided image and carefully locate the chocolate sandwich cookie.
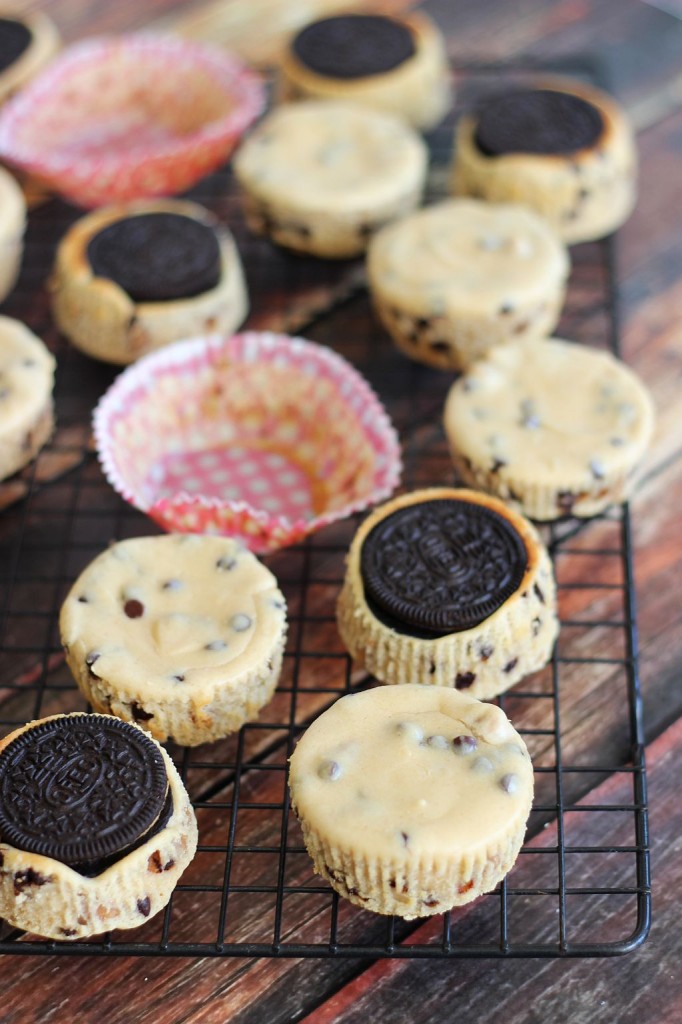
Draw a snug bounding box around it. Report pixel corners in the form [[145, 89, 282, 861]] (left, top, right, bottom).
[[234, 100, 427, 259], [289, 685, 534, 918], [0, 713, 197, 940], [337, 488, 557, 697], [86, 212, 222, 303], [0, 12, 59, 106], [451, 80, 637, 244], [60, 534, 288, 747], [0, 316, 55, 482], [50, 199, 248, 365], [278, 11, 451, 131], [444, 337, 655, 520], [367, 199, 569, 371]]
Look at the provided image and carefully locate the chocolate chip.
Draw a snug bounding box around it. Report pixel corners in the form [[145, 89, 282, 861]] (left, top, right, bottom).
[[479, 642, 494, 661], [557, 491, 575, 515], [231, 613, 252, 632], [534, 582, 545, 604], [131, 702, 154, 722], [455, 671, 476, 690], [499, 302, 514, 315], [124, 599, 144, 619], [458, 880, 475, 894], [579, 187, 591, 199], [85, 651, 100, 678], [590, 457, 606, 480], [162, 579, 182, 591], [137, 896, 151, 917], [504, 657, 518, 673], [59, 928, 78, 936], [205, 640, 227, 651], [453, 735, 477, 754], [428, 660, 437, 675], [77, 595, 89, 604], [13, 868, 52, 895], [172, 673, 185, 682], [426, 735, 449, 749], [429, 341, 451, 354], [500, 773, 519, 794], [318, 759, 341, 781], [532, 616, 542, 637], [216, 557, 237, 571], [395, 721, 424, 743], [491, 458, 507, 473], [423, 898, 439, 908], [400, 831, 410, 847], [416, 317, 431, 330]]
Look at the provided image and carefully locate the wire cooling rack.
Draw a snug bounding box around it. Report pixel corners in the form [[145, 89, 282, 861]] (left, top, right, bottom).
[[0, 58, 651, 957]]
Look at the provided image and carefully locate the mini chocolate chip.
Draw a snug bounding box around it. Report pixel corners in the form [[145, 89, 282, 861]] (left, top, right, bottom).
[[455, 671, 476, 690], [205, 640, 227, 651], [318, 759, 341, 781], [162, 579, 182, 591], [500, 773, 519, 794], [532, 616, 542, 637], [499, 302, 514, 315], [131, 702, 154, 722], [590, 457, 606, 480], [148, 851, 163, 873], [429, 340, 451, 354], [14, 868, 51, 895], [428, 660, 437, 675], [137, 896, 151, 917], [400, 831, 410, 848], [85, 651, 100, 666], [453, 735, 477, 754], [472, 756, 494, 774], [491, 458, 507, 473], [579, 187, 591, 199], [426, 734, 449, 749], [77, 595, 89, 603], [272, 598, 285, 610], [395, 721, 424, 743], [534, 582, 545, 604], [416, 317, 431, 330], [172, 673, 185, 682], [504, 657, 518, 673], [59, 928, 77, 937], [231, 613, 252, 632], [557, 491, 575, 514], [479, 642, 494, 661], [424, 898, 440, 908], [124, 599, 144, 618], [610, 437, 625, 447], [0, 852, 4, 868], [216, 556, 237, 571]]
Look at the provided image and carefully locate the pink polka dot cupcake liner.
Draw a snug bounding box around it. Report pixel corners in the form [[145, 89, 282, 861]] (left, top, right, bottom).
[[94, 332, 402, 553], [0, 34, 265, 208]]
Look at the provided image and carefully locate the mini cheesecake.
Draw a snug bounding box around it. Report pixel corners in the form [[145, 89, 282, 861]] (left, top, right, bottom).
[[0, 713, 197, 940], [337, 487, 557, 698], [451, 80, 637, 243], [289, 685, 534, 918], [0, 316, 55, 481], [0, 12, 59, 105], [278, 11, 451, 131], [50, 199, 248, 365]]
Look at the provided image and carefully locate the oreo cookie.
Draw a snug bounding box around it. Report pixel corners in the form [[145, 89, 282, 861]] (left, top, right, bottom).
[[360, 499, 528, 637], [0, 17, 31, 74], [0, 716, 170, 874], [292, 15, 416, 80], [474, 89, 604, 157], [87, 212, 222, 303]]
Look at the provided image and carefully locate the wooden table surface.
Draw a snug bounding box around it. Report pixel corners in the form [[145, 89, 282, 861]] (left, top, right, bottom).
[[1, 1, 681, 1022]]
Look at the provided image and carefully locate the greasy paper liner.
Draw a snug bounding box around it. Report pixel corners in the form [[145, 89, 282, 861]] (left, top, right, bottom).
[[0, 34, 265, 208], [94, 331, 402, 553]]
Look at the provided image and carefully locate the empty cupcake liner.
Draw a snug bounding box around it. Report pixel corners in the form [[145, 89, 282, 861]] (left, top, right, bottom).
[[0, 34, 265, 207], [94, 331, 402, 553]]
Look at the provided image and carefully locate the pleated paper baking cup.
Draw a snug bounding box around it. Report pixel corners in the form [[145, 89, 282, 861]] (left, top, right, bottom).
[[0, 34, 265, 208], [94, 332, 402, 553]]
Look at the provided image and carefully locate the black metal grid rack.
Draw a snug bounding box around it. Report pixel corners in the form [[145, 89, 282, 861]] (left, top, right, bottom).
[[0, 58, 651, 957]]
